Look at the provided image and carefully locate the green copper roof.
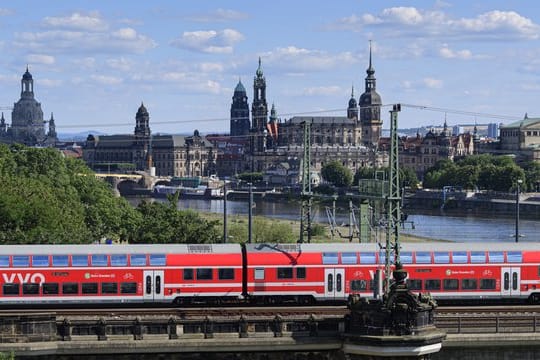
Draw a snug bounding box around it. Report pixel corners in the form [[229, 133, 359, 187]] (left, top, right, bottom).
[[502, 117, 540, 128]]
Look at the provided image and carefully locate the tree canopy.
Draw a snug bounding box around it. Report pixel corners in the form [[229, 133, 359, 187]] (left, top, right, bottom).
[[321, 161, 353, 188]]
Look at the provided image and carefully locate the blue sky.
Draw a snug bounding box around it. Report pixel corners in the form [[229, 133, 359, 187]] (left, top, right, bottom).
[[0, 0, 539, 135]]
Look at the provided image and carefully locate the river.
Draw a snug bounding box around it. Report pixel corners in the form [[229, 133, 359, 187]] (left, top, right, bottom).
[[126, 197, 539, 243]]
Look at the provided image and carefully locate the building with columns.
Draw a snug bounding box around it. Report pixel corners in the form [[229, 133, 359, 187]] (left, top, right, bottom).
[[83, 104, 216, 176]]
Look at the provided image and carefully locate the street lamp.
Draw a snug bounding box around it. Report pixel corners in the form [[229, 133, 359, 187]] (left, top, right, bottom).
[[515, 179, 523, 243]]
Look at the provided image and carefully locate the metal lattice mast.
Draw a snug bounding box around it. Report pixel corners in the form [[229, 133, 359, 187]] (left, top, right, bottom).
[[299, 120, 312, 243], [384, 104, 402, 295]]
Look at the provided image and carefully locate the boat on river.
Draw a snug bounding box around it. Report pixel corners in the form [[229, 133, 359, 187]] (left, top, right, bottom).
[[152, 185, 223, 199]]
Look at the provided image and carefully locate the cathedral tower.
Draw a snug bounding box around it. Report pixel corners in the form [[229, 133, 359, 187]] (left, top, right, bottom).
[[251, 57, 268, 153], [230, 79, 250, 137], [134, 102, 151, 171], [347, 85, 358, 120], [359, 43, 382, 147]]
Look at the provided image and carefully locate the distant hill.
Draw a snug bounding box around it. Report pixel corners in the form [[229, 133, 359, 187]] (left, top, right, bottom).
[[58, 130, 107, 142]]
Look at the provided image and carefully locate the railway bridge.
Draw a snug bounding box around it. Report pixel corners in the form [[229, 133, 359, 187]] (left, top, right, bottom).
[[1, 306, 539, 359], [94, 173, 171, 196]]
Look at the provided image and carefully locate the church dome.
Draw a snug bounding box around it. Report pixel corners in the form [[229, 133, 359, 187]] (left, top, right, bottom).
[[234, 80, 246, 94], [137, 102, 148, 115], [348, 96, 357, 108], [22, 68, 33, 80]]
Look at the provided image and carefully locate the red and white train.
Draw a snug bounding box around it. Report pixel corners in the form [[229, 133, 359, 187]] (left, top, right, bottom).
[[0, 242, 539, 305]]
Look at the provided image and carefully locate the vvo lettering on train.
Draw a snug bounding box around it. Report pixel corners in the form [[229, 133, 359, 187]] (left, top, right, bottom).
[[2, 273, 46, 284]]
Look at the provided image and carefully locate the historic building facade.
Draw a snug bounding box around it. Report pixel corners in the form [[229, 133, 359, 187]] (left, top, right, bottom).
[[382, 121, 475, 178], [0, 67, 57, 146], [83, 104, 216, 176], [475, 115, 540, 163]]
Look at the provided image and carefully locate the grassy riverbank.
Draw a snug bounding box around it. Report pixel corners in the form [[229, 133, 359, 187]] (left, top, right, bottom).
[[198, 212, 447, 243]]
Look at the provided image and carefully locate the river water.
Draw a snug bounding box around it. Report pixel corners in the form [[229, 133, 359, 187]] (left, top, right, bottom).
[[127, 197, 539, 243]]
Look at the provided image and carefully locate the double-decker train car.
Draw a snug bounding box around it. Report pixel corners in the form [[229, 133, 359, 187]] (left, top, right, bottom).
[[0, 244, 244, 305], [0, 242, 539, 305]]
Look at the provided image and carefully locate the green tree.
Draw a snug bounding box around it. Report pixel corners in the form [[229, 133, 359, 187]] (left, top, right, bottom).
[[321, 161, 353, 187]]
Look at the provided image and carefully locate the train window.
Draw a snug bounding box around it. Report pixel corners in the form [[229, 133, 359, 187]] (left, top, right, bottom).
[[62, 283, 79, 295], [471, 252, 486, 263], [218, 268, 235, 280], [336, 274, 342, 292], [400, 252, 413, 264], [183, 269, 194, 280], [42, 283, 59, 295], [452, 252, 467, 264], [415, 252, 431, 264], [507, 252, 522, 263], [72, 255, 88, 267], [0, 255, 8, 267], [277, 267, 293, 279], [513, 272, 518, 291], [145, 276, 151, 294], [480, 279, 496, 290], [82, 283, 98, 294], [120, 282, 137, 294], [407, 279, 422, 290], [322, 253, 338, 265], [23, 283, 40, 295], [32, 255, 49, 267], [461, 279, 477, 290], [359, 253, 376, 264], [379, 252, 394, 265], [3, 284, 19, 296], [443, 279, 459, 290], [296, 267, 306, 279], [102, 282, 118, 294], [341, 252, 357, 264], [197, 268, 213, 280], [52, 255, 68, 267], [111, 255, 127, 267], [91, 254, 108, 266], [130, 254, 147, 266], [425, 280, 441, 291], [327, 274, 333, 292], [434, 252, 450, 264], [149, 254, 166, 266], [254, 268, 265, 280], [156, 276, 161, 294], [488, 252, 504, 263], [12, 255, 29, 267], [351, 280, 367, 291]]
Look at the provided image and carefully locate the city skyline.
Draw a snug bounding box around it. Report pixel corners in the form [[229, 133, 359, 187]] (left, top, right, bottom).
[[0, 1, 538, 135]]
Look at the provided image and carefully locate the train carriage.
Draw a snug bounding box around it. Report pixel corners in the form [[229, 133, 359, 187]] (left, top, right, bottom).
[[244, 243, 382, 304], [0, 244, 244, 305]]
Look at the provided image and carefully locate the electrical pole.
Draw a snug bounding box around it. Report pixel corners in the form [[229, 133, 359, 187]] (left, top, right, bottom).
[[515, 179, 522, 243], [223, 182, 227, 243], [248, 183, 253, 244], [384, 104, 402, 295], [299, 120, 312, 243]]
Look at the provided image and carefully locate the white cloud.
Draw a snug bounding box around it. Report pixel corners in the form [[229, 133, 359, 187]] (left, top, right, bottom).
[[90, 74, 123, 85], [170, 28, 244, 54], [106, 57, 132, 71], [14, 28, 156, 54], [302, 86, 342, 96], [72, 57, 96, 69], [423, 77, 443, 89], [263, 46, 357, 72], [39, 78, 63, 87], [199, 62, 224, 73], [26, 54, 55, 65], [0, 8, 13, 16], [438, 45, 472, 59], [186, 9, 248, 23], [328, 7, 540, 40], [42, 12, 108, 32]]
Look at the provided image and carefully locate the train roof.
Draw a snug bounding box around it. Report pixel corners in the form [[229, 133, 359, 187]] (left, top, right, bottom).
[[0, 243, 242, 255], [244, 242, 540, 253]]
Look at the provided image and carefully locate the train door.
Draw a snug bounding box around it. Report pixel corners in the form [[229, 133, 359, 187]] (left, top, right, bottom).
[[143, 270, 165, 302], [324, 268, 345, 300], [501, 267, 521, 296]]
